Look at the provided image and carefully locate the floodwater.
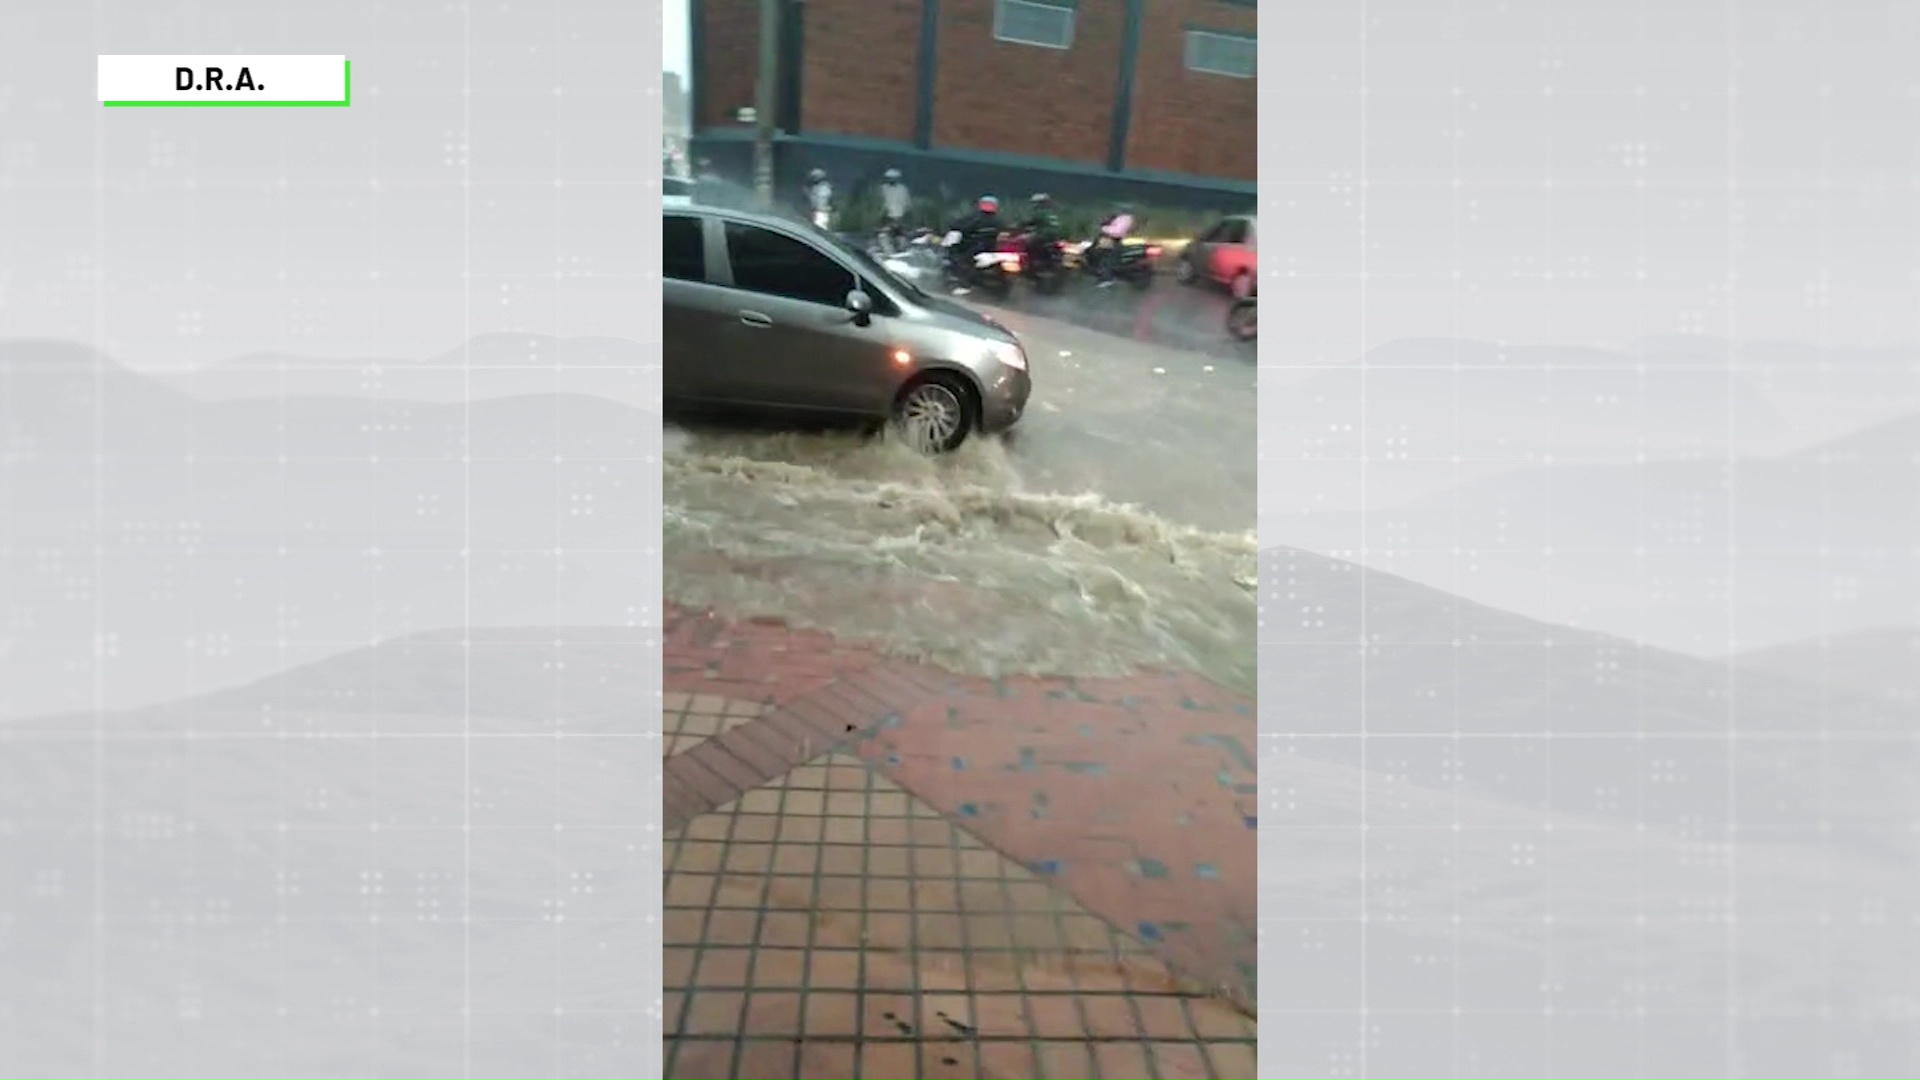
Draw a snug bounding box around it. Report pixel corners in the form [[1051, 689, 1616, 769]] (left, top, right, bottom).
[[663, 417, 1257, 697]]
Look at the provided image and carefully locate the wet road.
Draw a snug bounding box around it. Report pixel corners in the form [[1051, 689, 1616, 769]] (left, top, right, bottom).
[[662, 302, 1257, 696], [999, 274, 1250, 361], [971, 297, 1255, 533]]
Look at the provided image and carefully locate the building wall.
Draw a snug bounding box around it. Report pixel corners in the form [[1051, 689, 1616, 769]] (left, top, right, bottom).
[[928, 0, 1127, 167], [800, 0, 922, 142], [694, 0, 757, 131], [690, 0, 1259, 200], [1125, 0, 1258, 179]]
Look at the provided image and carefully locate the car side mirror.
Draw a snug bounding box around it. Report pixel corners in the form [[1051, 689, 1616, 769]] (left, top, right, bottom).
[[846, 289, 873, 326]]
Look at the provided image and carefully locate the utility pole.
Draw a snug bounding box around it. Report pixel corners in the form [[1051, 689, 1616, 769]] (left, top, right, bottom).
[[753, 0, 780, 209]]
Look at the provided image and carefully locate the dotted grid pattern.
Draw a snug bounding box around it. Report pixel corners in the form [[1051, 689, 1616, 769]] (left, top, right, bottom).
[[1256, 3, 1920, 1079], [0, 3, 665, 1079], [662, 747, 1258, 1080]]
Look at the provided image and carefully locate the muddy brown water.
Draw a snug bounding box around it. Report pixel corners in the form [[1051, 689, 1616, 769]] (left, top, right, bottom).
[[663, 426, 1257, 698]]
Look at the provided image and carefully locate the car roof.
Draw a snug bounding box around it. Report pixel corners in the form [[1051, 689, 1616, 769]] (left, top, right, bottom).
[[667, 202, 802, 228], [666, 202, 849, 245]]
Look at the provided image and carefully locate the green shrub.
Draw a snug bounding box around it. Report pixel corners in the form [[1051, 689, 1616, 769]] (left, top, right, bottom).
[[833, 189, 888, 234]]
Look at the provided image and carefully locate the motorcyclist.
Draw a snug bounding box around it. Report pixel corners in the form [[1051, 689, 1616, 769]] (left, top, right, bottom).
[[1018, 192, 1065, 275], [803, 168, 834, 228], [877, 168, 912, 250], [943, 195, 1005, 285], [1089, 202, 1137, 286]]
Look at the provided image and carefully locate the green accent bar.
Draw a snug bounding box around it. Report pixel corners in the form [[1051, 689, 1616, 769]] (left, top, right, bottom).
[[103, 59, 351, 108]]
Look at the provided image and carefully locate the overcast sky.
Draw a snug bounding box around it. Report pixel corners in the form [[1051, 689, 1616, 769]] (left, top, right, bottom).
[[663, 0, 688, 77]]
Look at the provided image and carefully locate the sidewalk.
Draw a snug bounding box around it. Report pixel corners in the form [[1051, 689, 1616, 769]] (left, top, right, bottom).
[[663, 604, 1257, 1079]]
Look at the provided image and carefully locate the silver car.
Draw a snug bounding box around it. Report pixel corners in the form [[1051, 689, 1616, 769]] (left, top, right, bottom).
[[662, 203, 1032, 452]]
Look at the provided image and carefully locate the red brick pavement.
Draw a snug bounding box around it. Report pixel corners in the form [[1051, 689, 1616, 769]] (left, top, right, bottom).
[[663, 603, 1259, 1010]]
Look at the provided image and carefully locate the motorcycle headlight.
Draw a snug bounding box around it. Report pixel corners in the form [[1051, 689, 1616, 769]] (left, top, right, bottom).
[[989, 340, 1028, 371]]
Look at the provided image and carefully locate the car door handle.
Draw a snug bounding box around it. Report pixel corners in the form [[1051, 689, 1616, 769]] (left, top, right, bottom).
[[738, 310, 773, 328]]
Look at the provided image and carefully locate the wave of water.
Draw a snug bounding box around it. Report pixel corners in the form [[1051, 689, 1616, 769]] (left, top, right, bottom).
[[663, 425, 1256, 696]]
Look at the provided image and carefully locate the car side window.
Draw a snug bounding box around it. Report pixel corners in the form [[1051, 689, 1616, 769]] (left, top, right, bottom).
[[663, 215, 707, 282], [723, 222, 856, 308], [1200, 222, 1231, 244], [1220, 219, 1249, 245]]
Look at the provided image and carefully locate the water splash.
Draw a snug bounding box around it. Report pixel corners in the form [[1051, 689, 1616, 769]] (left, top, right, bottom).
[[665, 423, 1256, 696]]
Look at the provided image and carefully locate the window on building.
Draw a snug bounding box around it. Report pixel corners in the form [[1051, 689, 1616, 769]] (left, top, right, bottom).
[[723, 222, 856, 308], [994, 0, 1075, 50], [663, 214, 707, 282], [1186, 29, 1257, 78]]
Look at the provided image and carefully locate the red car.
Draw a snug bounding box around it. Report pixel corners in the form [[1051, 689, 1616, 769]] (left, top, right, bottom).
[[1176, 214, 1258, 299]]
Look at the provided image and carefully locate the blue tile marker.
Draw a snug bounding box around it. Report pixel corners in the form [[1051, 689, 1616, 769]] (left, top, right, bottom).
[[1031, 858, 1063, 877], [1137, 921, 1164, 942], [1243, 814, 1257, 829], [951, 756, 968, 771], [958, 802, 980, 818], [1195, 863, 1220, 881]]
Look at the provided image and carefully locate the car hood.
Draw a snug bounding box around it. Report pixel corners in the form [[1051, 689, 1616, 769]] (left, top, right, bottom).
[[917, 293, 1016, 340]]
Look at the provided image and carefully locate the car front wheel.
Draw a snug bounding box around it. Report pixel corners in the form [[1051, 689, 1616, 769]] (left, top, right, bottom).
[[893, 374, 975, 454], [1175, 256, 1198, 285]]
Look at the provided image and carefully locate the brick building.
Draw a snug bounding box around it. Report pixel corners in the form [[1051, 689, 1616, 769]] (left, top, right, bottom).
[[689, 0, 1257, 209]]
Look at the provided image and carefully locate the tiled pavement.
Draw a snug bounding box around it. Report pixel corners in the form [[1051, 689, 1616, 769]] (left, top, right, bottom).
[[665, 694, 770, 759], [664, 750, 1258, 1080], [663, 604, 1257, 1077]]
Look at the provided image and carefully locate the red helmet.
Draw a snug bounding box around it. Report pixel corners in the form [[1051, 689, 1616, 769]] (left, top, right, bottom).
[[977, 195, 1000, 214]]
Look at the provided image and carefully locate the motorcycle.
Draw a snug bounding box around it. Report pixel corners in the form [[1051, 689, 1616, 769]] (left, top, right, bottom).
[[940, 230, 1018, 299], [871, 219, 914, 257], [1227, 296, 1257, 341], [1066, 236, 1160, 290], [1006, 231, 1070, 295], [876, 228, 944, 284]]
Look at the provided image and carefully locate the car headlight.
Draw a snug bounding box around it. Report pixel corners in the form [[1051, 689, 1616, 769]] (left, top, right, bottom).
[[989, 340, 1027, 371]]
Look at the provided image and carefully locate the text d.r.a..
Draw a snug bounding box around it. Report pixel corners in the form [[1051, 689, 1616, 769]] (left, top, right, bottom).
[[175, 66, 262, 92]]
